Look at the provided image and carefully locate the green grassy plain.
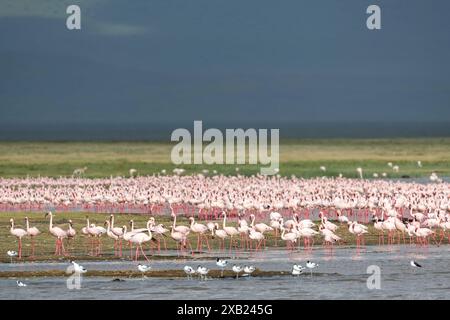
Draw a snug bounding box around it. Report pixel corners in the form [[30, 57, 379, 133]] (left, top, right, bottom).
[[0, 138, 449, 178]]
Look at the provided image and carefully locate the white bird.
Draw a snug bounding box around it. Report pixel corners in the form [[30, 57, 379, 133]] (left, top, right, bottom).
[[183, 265, 196, 279], [243, 265, 256, 276], [393, 165, 400, 173], [410, 260, 422, 268], [16, 280, 27, 287], [292, 264, 305, 277], [320, 166, 327, 172], [7, 250, 17, 263], [137, 264, 151, 278], [137, 264, 151, 273], [306, 261, 319, 276], [417, 161, 422, 168], [293, 264, 305, 272], [232, 265, 243, 279], [216, 258, 228, 277], [196, 265, 209, 280], [387, 162, 393, 167], [71, 261, 87, 274]]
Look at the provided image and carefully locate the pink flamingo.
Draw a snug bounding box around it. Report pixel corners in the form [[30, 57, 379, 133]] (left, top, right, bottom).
[[189, 217, 210, 252], [171, 213, 190, 234], [45, 212, 68, 256], [280, 226, 297, 251], [81, 217, 91, 252], [170, 225, 191, 255], [248, 227, 265, 250], [349, 221, 367, 247], [221, 211, 239, 252], [86, 219, 105, 256], [109, 215, 124, 255], [150, 218, 169, 252], [213, 223, 229, 251], [24, 217, 40, 257], [65, 220, 76, 253], [9, 218, 27, 259], [373, 216, 384, 245], [129, 221, 155, 261], [122, 224, 139, 259], [104, 220, 121, 256]]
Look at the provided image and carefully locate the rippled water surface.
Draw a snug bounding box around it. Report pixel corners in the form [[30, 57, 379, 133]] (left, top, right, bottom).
[[1, 245, 449, 300]]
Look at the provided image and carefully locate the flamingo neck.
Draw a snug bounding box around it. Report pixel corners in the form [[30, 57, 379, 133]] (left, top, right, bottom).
[[49, 215, 53, 230], [250, 215, 255, 227], [223, 213, 227, 228], [25, 219, 30, 231]]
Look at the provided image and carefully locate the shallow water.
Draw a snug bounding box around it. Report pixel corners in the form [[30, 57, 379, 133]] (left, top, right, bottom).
[[1, 245, 449, 300]]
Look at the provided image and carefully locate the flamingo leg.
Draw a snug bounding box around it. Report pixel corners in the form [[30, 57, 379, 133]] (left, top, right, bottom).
[[135, 245, 140, 261], [18, 238, 22, 259], [139, 245, 150, 262], [29, 237, 35, 258], [61, 239, 66, 256]]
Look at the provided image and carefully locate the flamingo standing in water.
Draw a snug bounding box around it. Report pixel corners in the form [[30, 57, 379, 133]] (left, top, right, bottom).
[[129, 221, 155, 262], [45, 212, 68, 256], [65, 220, 76, 253], [81, 217, 91, 254], [24, 217, 40, 257], [248, 227, 265, 251], [382, 217, 397, 245], [221, 212, 239, 252], [438, 218, 450, 245], [9, 219, 27, 259], [373, 216, 384, 245], [189, 217, 210, 252], [270, 218, 282, 246], [109, 215, 124, 256], [349, 221, 367, 247], [250, 214, 273, 248], [280, 226, 297, 251], [104, 220, 121, 256], [213, 223, 229, 251], [171, 213, 190, 234], [122, 224, 140, 259], [150, 220, 169, 252], [86, 219, 106, 256], [170, 225, 191, 255]]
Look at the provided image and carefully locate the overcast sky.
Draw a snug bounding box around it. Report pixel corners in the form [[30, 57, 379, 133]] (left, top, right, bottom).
[[1, 0, 449, 127]]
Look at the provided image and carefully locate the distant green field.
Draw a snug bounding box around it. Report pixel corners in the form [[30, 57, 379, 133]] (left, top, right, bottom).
[[0, 139, 449, 178]]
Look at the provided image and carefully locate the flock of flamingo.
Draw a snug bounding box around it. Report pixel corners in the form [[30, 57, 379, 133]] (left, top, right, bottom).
[[3, 173, 449, 260], [7, 203, 450, 261]]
